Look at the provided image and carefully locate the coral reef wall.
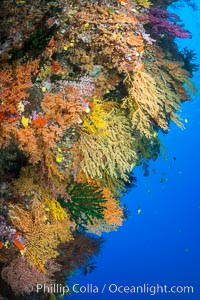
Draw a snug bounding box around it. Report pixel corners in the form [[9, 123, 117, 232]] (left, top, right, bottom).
[[0, 0, 196, 299]]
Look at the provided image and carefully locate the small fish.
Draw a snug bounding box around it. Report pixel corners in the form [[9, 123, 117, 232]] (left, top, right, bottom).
[[83, 262, 97, 276], [137, 208, 142, 215]]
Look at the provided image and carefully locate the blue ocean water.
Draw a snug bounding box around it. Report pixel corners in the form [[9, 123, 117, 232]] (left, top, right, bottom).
[[66, 2, 200, 299]]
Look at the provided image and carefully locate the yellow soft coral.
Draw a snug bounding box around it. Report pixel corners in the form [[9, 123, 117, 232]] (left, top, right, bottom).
[[45, 197, 67, 221], [134, 0, 152, 8], [9, 197, 73, 267], [83, 97, 109, 135]]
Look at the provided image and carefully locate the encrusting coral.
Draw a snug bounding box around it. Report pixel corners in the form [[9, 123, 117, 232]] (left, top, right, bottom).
[[0, 0, 197, 298]]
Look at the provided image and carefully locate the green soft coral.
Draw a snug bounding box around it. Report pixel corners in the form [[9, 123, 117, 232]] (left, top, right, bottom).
[[58, 182, 106, 230]]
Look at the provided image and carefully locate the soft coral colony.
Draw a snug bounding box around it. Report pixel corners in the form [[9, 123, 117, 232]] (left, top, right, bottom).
[[0, 0, 196, 298]]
